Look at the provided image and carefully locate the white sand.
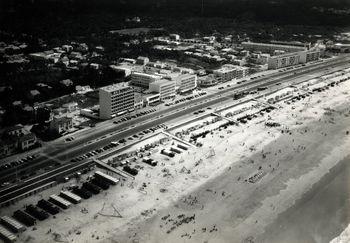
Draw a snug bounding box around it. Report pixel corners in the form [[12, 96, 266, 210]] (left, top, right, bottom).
[[6, 76, 350, 243]]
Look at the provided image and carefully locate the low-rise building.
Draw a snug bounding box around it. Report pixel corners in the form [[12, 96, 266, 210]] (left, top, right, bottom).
[[75, 85, 93, 94], [0, 125, 38, 157], [49, 116, 73, 134], [109, 65, 132, 77], [169, 34, 180, 41], [149, 79, 176, 101], [198, 75, 218, 87], [62, 102, 78, 112], [5, 125, 25, 137], [144, 61, 175, 73], [80, 107, 100, 119], [136, 56, 150, 66], [28, 90, 40, 99], [265, 87, 294, 103], [18, 133, 37, 150], [173, 67, 195, 74], [99, 83, 135, 119], [213, 65, 237, 82], [60, 79, 74, 87], [118, 58, 136, 64], [0, 138, 18, 158], [142, 92, 161, 106]]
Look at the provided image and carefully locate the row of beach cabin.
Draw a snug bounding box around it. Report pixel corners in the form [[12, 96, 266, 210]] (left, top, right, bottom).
[[0, 171, 118, 242]]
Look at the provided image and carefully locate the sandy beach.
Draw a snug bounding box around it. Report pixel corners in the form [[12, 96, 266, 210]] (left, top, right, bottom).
[[7, 75, 350, 243], [104, 79, 350, 243]]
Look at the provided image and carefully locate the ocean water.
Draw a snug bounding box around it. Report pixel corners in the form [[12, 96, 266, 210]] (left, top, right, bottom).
[[259, 155, 350, 243]]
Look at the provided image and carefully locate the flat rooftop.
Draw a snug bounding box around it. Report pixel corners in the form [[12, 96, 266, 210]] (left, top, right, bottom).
[[100, 82, 131, 92], [132, 72, 162, 79]]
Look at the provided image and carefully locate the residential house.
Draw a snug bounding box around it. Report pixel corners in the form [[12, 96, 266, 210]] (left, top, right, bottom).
[[49, 117, 73, 134]]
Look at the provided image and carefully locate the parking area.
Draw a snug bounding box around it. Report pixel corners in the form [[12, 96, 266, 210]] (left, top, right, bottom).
[[70, 124, 168, 163]]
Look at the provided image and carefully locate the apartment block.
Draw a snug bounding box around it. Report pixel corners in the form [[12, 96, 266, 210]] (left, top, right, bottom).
[[149, 79, 176, 101], [99, 83, 135, 119], [130, 72, 161, 88], [176, 74, 198, 93], [242, 41, 307, 54], [267, 52, 301, 69]]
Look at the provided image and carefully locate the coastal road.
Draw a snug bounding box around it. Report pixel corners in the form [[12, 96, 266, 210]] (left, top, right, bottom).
[[0, 56, 350, 206], [0, 55, 349, 186]]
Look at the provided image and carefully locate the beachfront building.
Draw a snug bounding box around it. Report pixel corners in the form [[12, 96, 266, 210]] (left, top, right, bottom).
[[242, 41, 307, 54], [213, 64, 240, 83], [176, 74, 198, 93], [267, 52, 301, 69], [235, 66, 249, 79], [130, 72, 161, 88], [299, 49, 321, 63], [149, 79, 176, 101], [198, 75, 218, 87], [268, 49, 321, 69], [99, 83, 135, 119], [142, 92, 161, 106]]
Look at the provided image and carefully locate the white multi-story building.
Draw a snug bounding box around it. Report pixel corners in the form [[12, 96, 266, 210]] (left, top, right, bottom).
[[213, 65, 237, 82], [149, 79, 176, 101], [176, 74, 198, 93], [99, 83, 135, 119], [268, 49, 320, 69], [109, 65, 132, 77], [235, 66, 249, 79], [242, 41, 307, 54], [144, 61, 176, 74], [267, 52, 301, 69], [173, 67, 195, 74], [130, 72, 161, 88], [198, 74, 218, 87], [299, 49, 320, 63]]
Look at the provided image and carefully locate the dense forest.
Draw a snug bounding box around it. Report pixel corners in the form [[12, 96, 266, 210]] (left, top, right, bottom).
[[1, 0, 350, 30]]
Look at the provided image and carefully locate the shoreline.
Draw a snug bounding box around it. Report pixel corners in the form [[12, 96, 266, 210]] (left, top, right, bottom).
[[105, 89, 350, 243], [258, 150, 350, 243], [7, 74, 350, 243]]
